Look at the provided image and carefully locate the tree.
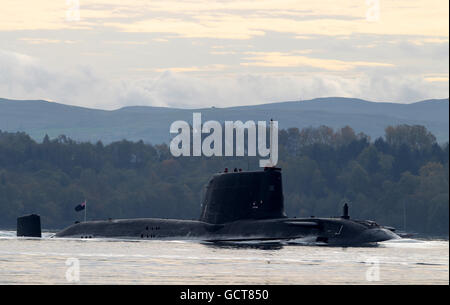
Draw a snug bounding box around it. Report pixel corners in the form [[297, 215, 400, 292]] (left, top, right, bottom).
[[385, 125, 436, 150]]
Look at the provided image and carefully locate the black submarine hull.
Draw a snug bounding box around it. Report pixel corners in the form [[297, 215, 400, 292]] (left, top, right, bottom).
[[52, 168, 399, 245], [54, 216, 399, 245]]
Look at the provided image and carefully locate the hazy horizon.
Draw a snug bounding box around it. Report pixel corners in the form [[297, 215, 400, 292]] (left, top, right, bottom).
[[1, 96, 449, 112]]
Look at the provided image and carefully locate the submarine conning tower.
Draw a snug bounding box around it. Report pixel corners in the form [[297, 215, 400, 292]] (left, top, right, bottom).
[[199, 167, 286, 224]]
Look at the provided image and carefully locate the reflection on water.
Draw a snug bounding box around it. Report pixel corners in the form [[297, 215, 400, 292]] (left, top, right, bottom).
[[0, 231, 448, 284], [204, 241, 285, 251]]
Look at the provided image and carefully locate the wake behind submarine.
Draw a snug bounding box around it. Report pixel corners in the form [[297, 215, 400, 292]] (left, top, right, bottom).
[[38, 167, 399, 245]]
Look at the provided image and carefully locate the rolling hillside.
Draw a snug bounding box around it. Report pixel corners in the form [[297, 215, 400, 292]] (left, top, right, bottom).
[[0, 97, 448, 144]]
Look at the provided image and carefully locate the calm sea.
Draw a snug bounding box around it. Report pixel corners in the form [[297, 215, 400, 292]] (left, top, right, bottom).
[[0, 231, 447, 285]]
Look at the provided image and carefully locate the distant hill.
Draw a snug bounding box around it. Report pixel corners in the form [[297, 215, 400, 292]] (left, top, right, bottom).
[[0, 97, 448, 144]]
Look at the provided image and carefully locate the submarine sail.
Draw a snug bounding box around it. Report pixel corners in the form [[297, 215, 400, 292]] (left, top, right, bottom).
[[200, 168, 286, 224]]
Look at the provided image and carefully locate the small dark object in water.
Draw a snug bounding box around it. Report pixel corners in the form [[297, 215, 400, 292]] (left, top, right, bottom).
[[17, 214, 41, 237]]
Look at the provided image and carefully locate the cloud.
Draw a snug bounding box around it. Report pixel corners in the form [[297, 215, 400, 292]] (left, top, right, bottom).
[[105, 13, 449, 40], [103, 40, 149, 45], [241, 52, 394, 71], [424, 75, 449, 82], [1, 1, 448, 39], [18, 38, 79, 45], [152, 64, 228, 73], [104, 18, 266, 40], [0, 1, 92, 31], [0, 50, 447, 111], [0, 50, 123, 109], [408, 38, 449, 46], [0, 1, 446, 114], [100, 1, 448, 39]]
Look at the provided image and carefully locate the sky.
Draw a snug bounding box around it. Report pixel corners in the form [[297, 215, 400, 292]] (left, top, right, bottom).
[[0, 0, 448, 109]]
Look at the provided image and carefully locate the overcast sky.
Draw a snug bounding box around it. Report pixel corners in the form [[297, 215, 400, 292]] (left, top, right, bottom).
[[0, 0, 448, 109]]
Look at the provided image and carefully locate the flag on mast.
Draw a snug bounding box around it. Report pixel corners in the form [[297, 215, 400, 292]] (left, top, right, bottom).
[[74, 200, 86, 212]]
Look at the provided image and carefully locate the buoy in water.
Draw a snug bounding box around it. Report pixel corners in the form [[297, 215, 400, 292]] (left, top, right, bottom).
[[17, 214, 42, 237]]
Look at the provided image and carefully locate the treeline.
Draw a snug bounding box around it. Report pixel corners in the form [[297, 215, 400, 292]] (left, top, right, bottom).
[[0, 125, 448, 235]]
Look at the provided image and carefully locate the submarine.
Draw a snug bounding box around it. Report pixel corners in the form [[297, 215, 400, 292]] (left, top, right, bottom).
[[49, 167, 399, 245]]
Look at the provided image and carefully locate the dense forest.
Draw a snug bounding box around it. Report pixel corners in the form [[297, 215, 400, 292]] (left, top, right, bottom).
[[0, 124, 448, 235]]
